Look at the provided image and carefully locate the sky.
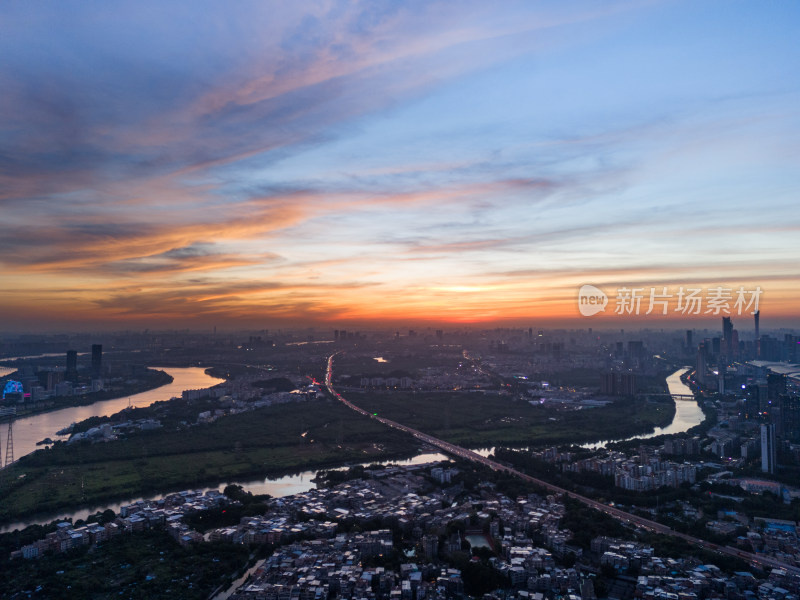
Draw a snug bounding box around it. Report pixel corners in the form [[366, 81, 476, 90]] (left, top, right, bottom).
[[1, 1, 798, 332]]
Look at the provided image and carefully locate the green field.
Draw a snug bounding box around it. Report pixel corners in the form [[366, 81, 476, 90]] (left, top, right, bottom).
[[0, 400, 416, 524], [0, 364, 676, 523], [346, 390, 676, 447]]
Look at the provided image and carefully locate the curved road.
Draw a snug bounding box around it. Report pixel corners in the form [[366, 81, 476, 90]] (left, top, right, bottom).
[[325, 353, 800, 577]]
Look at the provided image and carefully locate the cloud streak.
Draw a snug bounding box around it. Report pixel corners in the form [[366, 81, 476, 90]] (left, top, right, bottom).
[[0, 1, 798, 329]]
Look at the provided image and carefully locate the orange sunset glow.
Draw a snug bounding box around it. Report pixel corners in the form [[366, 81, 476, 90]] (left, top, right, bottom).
[[1, 2, 798, 331]]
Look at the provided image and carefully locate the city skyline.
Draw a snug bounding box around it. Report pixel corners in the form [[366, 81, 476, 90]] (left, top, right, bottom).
[[1, 1, 799, 331]]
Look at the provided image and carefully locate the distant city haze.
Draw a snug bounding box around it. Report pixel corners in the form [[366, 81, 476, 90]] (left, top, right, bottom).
[[0, 2, 798, 331]]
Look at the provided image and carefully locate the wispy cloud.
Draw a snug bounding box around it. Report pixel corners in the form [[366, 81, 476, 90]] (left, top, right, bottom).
[[0, 0, 797, 329]]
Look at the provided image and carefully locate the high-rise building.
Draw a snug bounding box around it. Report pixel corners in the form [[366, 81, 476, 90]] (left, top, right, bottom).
[[422, 534, 438, 560], [696, 343, 708, 386], [619, 373, 637, 395], [744, 385, 760, 420], [785, 334, 798, 363], [722, 317, 733, 358], [759, 335, 781, 361], [601, 372, 637, 396], [767, 373, 787, 401], [761, 423, 776, 474], [65, 350, 78, 382], [46, 371, 64, 391], [601, 372, 616, 395], [754, 310, 760, 341], [91, 344, 103, 378], [780, 395, 800, 444], [685, 330, 693, 350]]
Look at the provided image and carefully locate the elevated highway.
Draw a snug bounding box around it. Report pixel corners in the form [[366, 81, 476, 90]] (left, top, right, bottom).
[[324, 353, 800, 577]]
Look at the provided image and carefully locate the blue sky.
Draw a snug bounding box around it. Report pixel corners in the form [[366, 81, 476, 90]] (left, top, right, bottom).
[[0, 1, 798, 329]]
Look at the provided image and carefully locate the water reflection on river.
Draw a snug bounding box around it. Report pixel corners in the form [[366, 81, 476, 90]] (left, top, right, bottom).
[[472, 368, 702, 456], [8, 367, 224, 461], [583, 367, 702, 449], [0, 452, 449, 533], [0, 367, 701, 533]]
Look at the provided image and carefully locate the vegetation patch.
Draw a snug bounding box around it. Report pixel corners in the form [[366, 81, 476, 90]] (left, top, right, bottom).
[[0, 400, 417, 524], [347, 390, 675, 447]]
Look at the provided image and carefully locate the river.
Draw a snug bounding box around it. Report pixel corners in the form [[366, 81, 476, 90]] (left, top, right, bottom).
[[0, 451, 449, 533], [470, 367, 704, 456], [5, 367, 224, 462], [1, 367, 701, 533], [582, 367, 703, 449]]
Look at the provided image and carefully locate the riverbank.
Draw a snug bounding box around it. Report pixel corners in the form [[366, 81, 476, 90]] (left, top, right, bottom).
[[0, 450, 450, 534], [0, 398, 418, 525], [583, 368, 704, 450], [0, 446, 424, 532], [0, 367, 693, 527], [6, 367, 225, 463], [0, 368, 174, 423], [345, 386, 676, 448]]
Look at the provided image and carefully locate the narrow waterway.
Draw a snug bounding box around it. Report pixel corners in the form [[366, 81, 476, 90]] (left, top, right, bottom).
[[471, 367, 704, 456], [583, 367, 703, 449], [0, 451, 449, 533]]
